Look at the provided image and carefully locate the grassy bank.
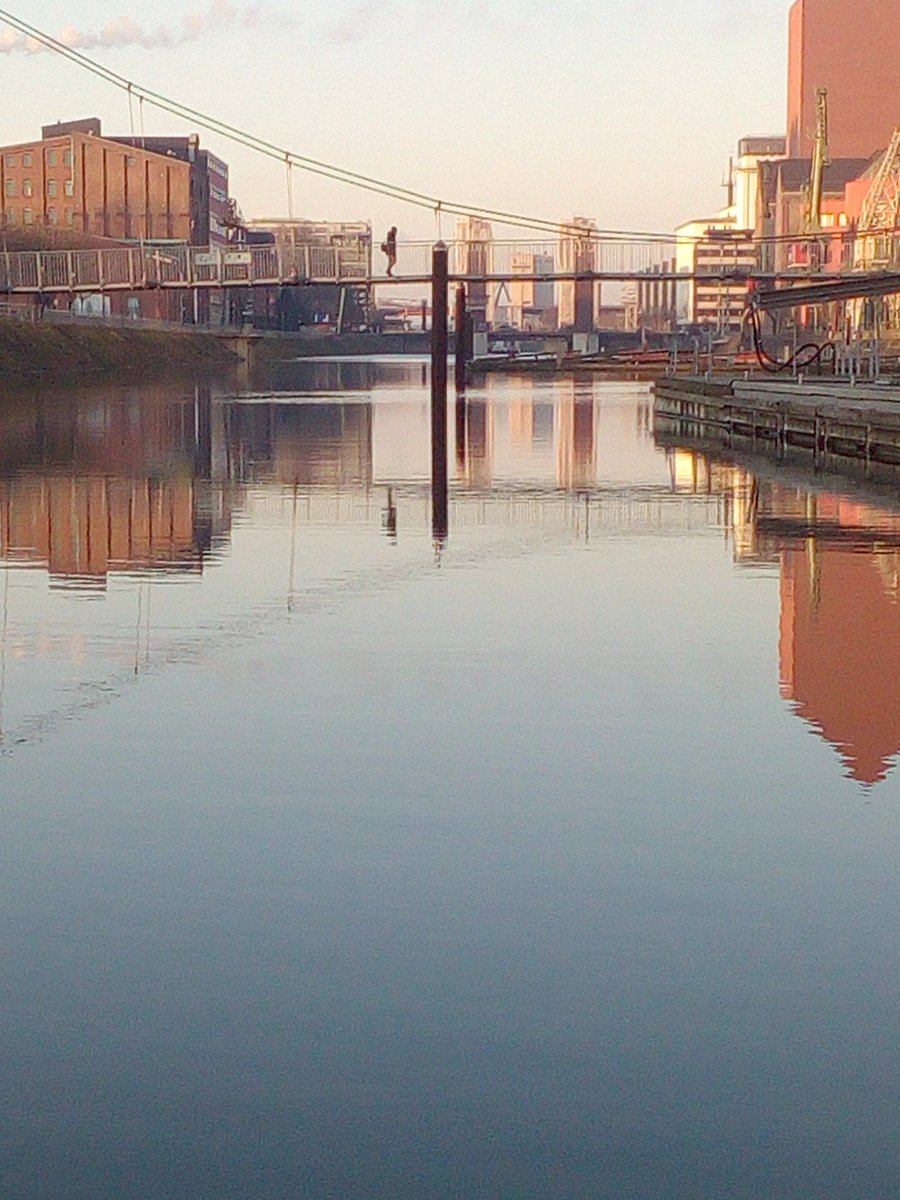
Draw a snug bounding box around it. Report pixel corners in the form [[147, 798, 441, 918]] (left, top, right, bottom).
[[0, 319, 237, 382]]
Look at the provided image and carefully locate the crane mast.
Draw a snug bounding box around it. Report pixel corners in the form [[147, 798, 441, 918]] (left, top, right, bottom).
[[804, 87, 830, 235]]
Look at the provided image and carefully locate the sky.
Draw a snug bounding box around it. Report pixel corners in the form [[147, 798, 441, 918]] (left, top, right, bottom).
[[0, 0, 792, 240]]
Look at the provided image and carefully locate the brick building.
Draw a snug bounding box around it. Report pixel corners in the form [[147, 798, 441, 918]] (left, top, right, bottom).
[[110, 132, 231, 245], [756, 155, 872, 273], [787, 0, 900, 159], [0, 118, 229, 245]]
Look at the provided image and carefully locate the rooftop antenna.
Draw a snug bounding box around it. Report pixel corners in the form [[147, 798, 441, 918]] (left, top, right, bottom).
[[721, 155, 735, 210]]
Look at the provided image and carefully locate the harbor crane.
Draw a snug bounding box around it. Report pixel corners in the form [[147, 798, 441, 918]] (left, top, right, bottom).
[[803, 87, 831, 238]]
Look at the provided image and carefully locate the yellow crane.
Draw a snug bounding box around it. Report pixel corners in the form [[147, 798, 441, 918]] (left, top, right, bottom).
[[804, 87, 830, 235]]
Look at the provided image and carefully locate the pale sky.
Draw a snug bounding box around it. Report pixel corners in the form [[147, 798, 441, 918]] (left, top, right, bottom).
[[0, 0, 791, 239]]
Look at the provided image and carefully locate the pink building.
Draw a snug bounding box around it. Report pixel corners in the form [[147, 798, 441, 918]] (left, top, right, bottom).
[[788, 0, 900, 159]]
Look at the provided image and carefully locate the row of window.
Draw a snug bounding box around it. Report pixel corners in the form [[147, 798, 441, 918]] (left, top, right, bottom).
[[4, 178, 75, 198], [5, 207, 75, 226], [4, 149, 74, 169]]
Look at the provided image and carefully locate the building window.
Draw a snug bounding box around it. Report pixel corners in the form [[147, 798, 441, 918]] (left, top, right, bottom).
[[23, 208, 33, 225], [4, 179, 15, 197], [4, 155, 16, 168], [22, 153, 32, 167], [47, 149, 57, 167], [64, 179, 74, 197], [65, 208, 74, 226], [47, 180, 58, 198], [48, 207, 57, 225], [63, 150, 73, 167], [5, 208, 16, 224], [22, 179, 32, 197]]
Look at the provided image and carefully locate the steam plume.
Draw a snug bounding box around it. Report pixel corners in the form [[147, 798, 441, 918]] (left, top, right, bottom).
[[0, 2, 262, 54]]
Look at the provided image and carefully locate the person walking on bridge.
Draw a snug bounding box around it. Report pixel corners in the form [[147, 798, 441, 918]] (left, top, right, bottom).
[[382, 227, 397, 277]]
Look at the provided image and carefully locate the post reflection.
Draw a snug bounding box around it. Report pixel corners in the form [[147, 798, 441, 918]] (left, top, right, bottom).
[[666, 444, 900, 786], [0, 372, 666, 749]]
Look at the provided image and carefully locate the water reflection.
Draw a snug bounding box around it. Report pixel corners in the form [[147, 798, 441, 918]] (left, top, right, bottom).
[[0, 367, 660, 595], [0, 385, 224, 588], [4, 362, 900, 788], [0, 368, 671, 753], [664, 441, 900, 786], [2, 365, 900, 1199]]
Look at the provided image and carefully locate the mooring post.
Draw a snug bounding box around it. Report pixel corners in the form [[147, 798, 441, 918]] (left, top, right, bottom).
[[454, 284, 468, 394], [431, 241, 449, 542]]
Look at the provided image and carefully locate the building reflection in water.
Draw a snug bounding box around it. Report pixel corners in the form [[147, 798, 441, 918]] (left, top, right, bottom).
[[222, 402, 373, 491], [6, 369, 900, 786], [668, 445, 900, 786], [555, 380, 596, 491], [0, 372, 669, 749], [0, 372, 678, 621], [0, 374, 678, 595], [0, 385, 226, 590]]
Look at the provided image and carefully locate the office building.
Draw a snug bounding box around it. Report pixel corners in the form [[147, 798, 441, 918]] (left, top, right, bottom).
[[558, 217, 600, 332]]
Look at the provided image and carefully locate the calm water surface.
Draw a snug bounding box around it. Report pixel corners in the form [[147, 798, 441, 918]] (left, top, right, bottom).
[[1, 361, 898, 1199]]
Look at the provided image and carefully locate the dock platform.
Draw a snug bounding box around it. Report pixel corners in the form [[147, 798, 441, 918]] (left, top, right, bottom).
[[654, 375, 900, 476]]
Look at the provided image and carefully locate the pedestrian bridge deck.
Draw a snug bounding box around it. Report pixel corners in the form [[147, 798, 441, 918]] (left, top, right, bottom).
[[0, 239, 861, 295]]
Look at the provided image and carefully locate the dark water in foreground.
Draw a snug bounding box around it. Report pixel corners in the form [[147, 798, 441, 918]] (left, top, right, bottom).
[[0, 361, 898, 1200]]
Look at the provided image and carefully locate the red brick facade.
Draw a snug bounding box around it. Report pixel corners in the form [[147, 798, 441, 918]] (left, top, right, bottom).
[[1, 127, 192, 241], [788, 0, 900, 159]]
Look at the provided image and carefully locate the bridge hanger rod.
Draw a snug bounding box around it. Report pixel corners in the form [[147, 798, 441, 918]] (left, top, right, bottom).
[[4, 7, 893, 249]]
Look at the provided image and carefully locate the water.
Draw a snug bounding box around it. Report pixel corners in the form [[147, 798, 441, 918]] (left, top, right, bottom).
[[0, 362, 897, 1200]]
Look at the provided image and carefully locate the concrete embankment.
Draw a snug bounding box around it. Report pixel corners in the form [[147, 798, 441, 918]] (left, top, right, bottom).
[[654, 374, 900, 477], [0, 319, 238, 382], [251, 329, 433, 363]]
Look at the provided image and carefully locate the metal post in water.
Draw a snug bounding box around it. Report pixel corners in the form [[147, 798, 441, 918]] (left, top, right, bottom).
[[431, 242, 449, 543]]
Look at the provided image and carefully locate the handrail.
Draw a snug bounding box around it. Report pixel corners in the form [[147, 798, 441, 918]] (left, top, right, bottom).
[[0, 237, 891, 294]]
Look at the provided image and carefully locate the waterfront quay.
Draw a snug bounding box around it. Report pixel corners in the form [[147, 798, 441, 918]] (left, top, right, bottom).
[[654, 373, 900, 477]]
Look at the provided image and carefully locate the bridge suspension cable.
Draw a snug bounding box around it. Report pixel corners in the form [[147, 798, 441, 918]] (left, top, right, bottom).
[[0, 4, 681, 244], [1, 6, 898, 253]]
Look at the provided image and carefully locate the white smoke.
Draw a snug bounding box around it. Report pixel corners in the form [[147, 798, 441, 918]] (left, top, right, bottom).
[[0, 1, 263, 54]]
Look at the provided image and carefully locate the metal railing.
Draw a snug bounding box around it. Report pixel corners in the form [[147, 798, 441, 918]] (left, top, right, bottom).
[[0, 238, 684, 294], [0, 243, 373, 293], [0, 235, 891, 295]]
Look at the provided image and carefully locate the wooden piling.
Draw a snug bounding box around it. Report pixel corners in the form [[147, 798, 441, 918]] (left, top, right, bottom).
[[454, 284, 468, 394], [431, 242, 449, 541]]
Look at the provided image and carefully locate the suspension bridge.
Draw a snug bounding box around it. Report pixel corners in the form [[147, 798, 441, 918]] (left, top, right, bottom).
[[2, 235, 897, 302]]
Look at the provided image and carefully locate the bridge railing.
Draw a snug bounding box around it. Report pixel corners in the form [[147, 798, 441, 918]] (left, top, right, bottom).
[[2, 234, 893, 294], [396, 238, 678, 277]]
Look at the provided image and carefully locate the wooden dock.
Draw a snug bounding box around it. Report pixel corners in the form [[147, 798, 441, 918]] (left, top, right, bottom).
[[654, 375, 900, 476]]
